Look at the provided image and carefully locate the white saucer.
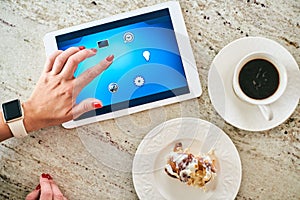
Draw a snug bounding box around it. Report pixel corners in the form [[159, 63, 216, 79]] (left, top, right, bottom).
[[132, 118, 242, 200], [208, 37, 299, 131]]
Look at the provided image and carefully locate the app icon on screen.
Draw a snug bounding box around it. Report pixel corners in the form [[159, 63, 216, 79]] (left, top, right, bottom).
[[123, 32, 134, 43], [97, 39, 109, 48], [134, 76, 145, 87], [108, 82, 119, 93], [142, 50, 150, 62]]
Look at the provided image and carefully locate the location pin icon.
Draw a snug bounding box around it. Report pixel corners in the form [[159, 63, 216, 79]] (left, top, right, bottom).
[[143, 51, 150, 62]]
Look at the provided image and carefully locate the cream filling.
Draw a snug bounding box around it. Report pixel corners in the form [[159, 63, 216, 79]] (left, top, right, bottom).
[[165, 164, 179, 178], [165, 152, 215, 182]]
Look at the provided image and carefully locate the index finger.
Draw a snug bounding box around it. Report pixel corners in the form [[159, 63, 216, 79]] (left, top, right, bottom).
[[61, 48, 97, 78], [39, 175, 53, 200], [74, 55, 114, 95]]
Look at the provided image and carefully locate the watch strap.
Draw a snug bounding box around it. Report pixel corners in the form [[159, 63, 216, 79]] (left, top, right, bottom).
[[7, 119, 28, 138]]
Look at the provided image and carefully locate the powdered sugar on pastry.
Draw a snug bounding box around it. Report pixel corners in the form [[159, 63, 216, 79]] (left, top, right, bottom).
[[165, 142, 217, 188]]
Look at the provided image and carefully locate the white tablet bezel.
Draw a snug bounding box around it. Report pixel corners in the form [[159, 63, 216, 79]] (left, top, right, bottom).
[[43, 1, 202, 128]]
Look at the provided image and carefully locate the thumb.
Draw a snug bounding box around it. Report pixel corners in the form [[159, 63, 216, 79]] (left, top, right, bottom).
[[72, 98, 103, 119]]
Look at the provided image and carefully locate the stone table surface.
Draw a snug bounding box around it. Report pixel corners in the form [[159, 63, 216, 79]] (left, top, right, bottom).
[[0, 0, 299, 199]]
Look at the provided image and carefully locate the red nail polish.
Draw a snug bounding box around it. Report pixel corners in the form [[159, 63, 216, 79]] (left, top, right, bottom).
[[41, 173, 52, 180], [79, 46, 85, 50], [93, 102, 102, 109], [106, 55, 114, 62], [41, 173, 48, 179], [91, 48, 97, 53], [46, 174, 53, 180], [35, 184, 41, 190]]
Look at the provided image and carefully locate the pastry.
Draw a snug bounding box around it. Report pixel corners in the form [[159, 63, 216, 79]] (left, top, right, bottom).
[[165, 142, 217, 188]]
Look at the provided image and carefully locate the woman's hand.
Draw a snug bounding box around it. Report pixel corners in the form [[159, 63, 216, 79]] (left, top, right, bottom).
[[26, 173, 67, 200], [22, 47, 114, 131]]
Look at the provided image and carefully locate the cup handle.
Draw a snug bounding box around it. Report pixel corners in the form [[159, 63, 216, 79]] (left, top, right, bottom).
[[258, 105, 273, 121]]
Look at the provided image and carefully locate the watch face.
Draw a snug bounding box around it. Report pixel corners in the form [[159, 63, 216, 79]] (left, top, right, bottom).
[[2, 99, 22, 121]]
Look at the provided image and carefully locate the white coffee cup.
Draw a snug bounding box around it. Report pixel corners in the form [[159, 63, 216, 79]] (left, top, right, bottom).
[[233, 52, 288, 121]]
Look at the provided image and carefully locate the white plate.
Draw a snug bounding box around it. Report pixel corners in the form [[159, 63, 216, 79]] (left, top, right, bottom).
[[208, 37, 299, 131], [132, 118, 242, 200]]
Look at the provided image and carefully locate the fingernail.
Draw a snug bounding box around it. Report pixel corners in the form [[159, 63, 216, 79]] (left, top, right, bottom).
[[91, 48, 97, 53], [79, 46, 85, 50], [35, 184, 41, 190], [106, 55, 114, 62], [93, 102, 102, 109], [41, 173, 52, 180], [46, 174, 53, 180], [41, 173, 48, 179]]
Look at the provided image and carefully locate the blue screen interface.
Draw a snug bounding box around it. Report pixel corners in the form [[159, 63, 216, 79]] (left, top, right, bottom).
[[56, 9, 189, 119]]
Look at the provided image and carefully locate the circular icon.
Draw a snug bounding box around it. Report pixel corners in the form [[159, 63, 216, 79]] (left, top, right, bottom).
[[108, 82, 119, 93], [134, 76, 145, 87], [123, 32, 134, 43]]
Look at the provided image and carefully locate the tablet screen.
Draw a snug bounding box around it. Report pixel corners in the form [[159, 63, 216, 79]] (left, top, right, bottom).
[[56, 8, 189, 120]]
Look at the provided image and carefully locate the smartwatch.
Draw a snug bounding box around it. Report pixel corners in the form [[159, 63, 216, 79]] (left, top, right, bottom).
[[1, 99, 28, 138]]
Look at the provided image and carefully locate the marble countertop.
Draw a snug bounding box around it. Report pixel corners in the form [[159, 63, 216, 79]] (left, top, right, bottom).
[[0, 0, 299, 199]]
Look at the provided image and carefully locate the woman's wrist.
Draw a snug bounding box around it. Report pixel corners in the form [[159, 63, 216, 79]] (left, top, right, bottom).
[[1, 100, 47, 142], [22, 101, 39, 132], [0, 113, 13, 141]]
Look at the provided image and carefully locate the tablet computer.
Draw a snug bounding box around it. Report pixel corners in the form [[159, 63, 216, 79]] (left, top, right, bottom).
[[43, 1, 202, 128]]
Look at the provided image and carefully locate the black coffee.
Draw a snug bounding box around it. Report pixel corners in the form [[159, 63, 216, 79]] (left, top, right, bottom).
[[238, 59, 279, 99]]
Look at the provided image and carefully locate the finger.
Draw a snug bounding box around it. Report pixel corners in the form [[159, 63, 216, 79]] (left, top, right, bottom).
[[51, 47, 81, 75], [50, 180, 65, 200], [44, 50, 63, 73], [25, 188, 40, 200], [61, 48, 97, 79], [74, 55, 114, 94], [39, 174, 53, 200], [72, 98, 102, 119]]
